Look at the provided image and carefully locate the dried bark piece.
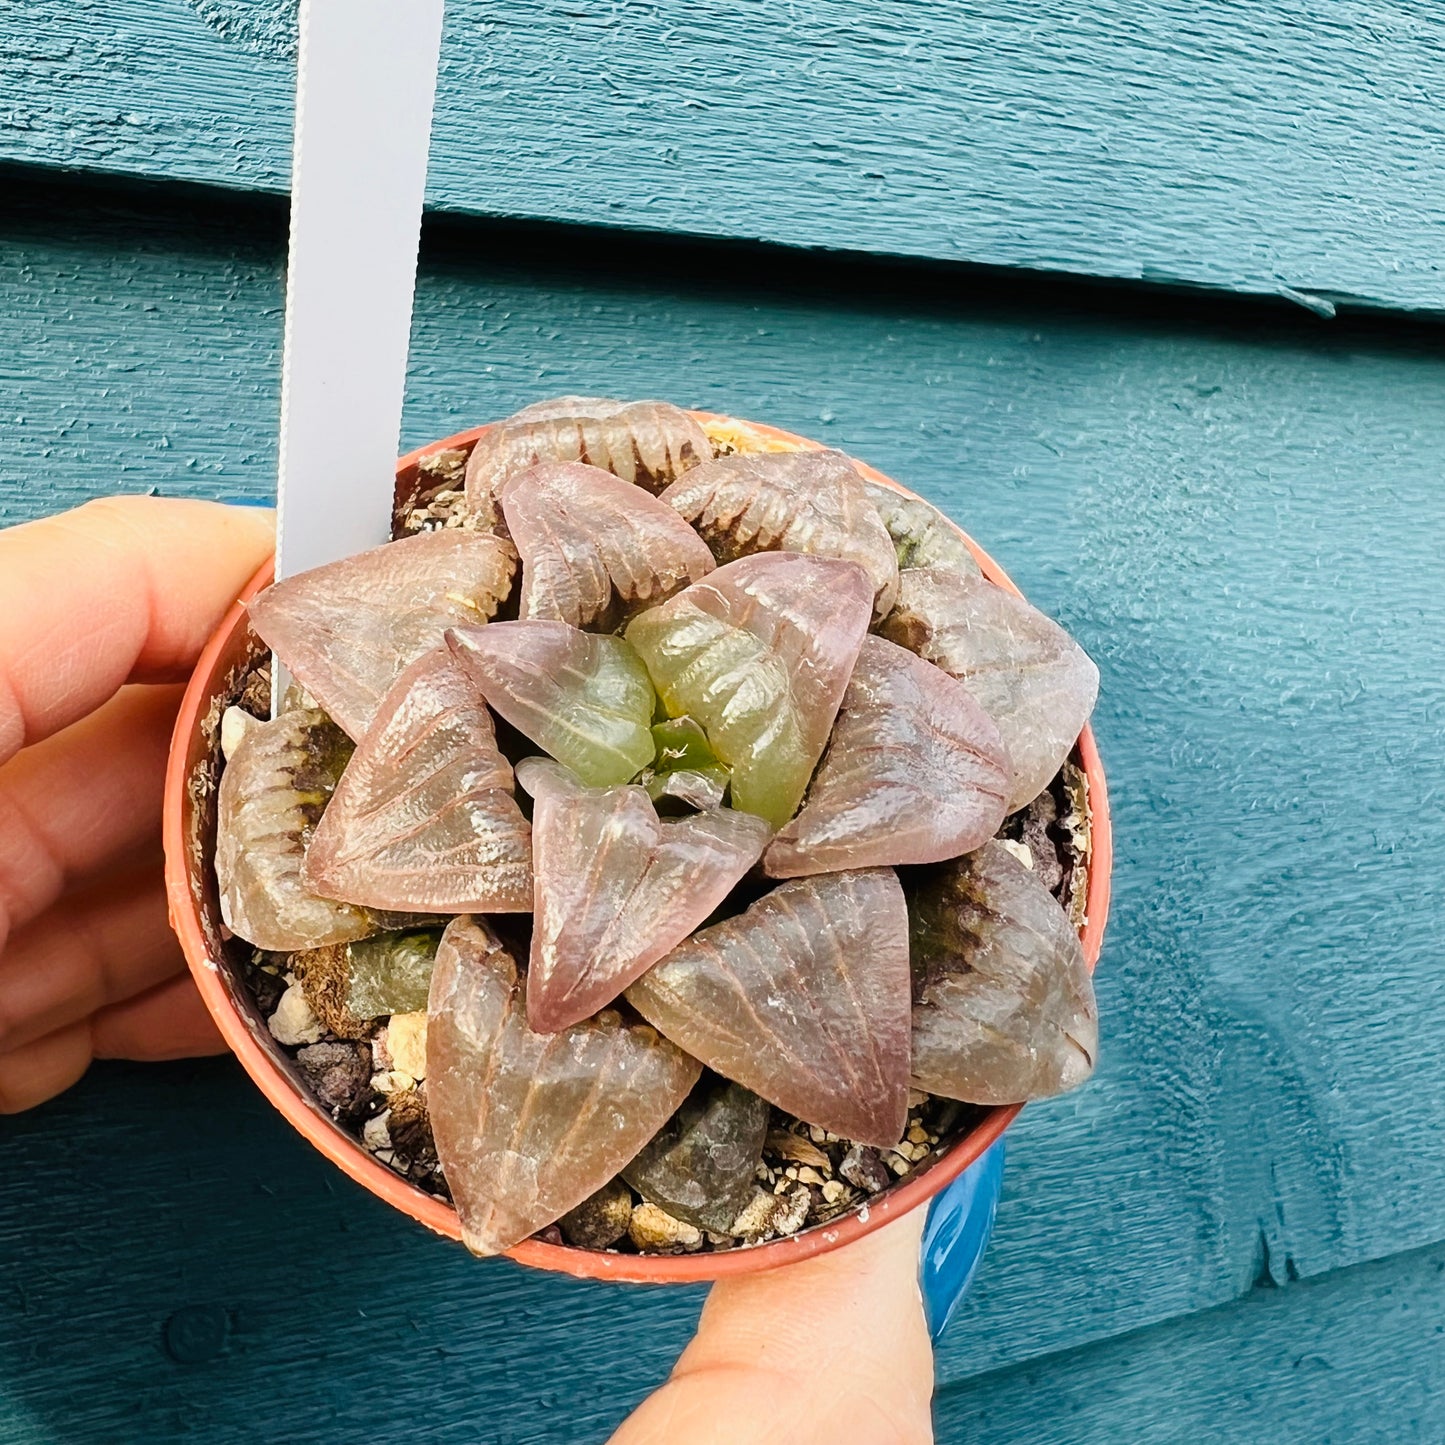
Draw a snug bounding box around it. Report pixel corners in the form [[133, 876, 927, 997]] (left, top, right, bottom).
[[516, 759, 770, 1032], [765, 637, 1011, 877], [501, 461, 715, 629], [863, 482, 982, 579], [625, 553, 873, 828], [622, 1079, 770, 1233], [303, 649, 532, 913], [288, 943, 374, 1039], [446, 621, 657, 787], [881, 568, 1099, 812], [427, 916, 701, 1256], [909, 841, 1097, 1105], [661, 449, 900, 620], [558, 1179, 634, 1250], [247, 530, 517, 740], [627, 869, 912, 1148], [215, 707, 377, 951], [464, 396, 712, 526]]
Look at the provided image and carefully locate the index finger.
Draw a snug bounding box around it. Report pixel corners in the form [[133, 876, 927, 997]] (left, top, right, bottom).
[[0, 496, 275, 766]]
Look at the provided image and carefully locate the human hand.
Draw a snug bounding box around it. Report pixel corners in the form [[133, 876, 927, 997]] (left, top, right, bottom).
[[0, 495, 995, 1445], [611, 1209, 935, 1445], [609, 1140, 1004, 1445], [0, 496, 276, 1112]]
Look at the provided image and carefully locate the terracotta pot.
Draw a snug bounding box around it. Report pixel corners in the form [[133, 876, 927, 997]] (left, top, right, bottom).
[[162, 414, 1112, 1284]]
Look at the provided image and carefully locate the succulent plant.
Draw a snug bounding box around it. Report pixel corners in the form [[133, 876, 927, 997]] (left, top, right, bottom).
[[215, 396, 1101, 1258]]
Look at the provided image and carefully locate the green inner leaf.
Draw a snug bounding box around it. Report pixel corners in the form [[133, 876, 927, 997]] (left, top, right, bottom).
[[346, 928, 445, 1018]]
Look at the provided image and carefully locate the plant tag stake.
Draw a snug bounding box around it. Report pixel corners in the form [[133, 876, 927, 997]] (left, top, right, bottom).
[[273, 0, 445, 711]]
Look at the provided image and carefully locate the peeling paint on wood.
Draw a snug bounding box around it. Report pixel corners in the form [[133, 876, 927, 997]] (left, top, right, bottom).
[[1, 173, 1443, 1439], [3, 0, 1445, 311]]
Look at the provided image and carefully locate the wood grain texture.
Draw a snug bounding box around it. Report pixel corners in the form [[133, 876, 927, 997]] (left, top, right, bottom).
[[5, 0, 1445, 312], [936, 1240, 1445, 1443], [0, 1062, 698, 1445], [1, 173, 1443, 1434]]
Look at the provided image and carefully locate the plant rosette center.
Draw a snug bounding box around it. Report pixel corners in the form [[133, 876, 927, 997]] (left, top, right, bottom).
[[205, 397, 1102, 1262]]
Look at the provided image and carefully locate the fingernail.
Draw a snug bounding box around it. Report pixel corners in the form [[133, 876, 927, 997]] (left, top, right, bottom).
[[920, 1140, 1005, 1341]]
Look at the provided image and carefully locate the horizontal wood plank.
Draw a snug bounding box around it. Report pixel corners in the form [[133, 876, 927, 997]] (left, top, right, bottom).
[[936, 1240, 1445, 1443], [5, 0, 1445, 312], [1, 175, 1443, 1430]]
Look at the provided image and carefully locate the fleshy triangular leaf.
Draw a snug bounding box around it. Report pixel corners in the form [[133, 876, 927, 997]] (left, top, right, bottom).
[[446, 621, 657, 787], [626, 868, 912, 1147], [863, 481, 982, 579], [661, 449, 899, 619], [247, 530, 517, 740], [216, 707, 378, 951], [426, 916, 702, 1256], [766, 636, 1011, 877], [516, 758, 770, 1032], [344, 929, 444, 1018], [464, 396, 713, 527], [881, 567, 1099, 812], [625, 553, 873, 828], [303, 649, 532, 913], [501, 460, 715, 628], [908, 841, 1097, 1104], [641, 716, 731, 810], [621, 1078, 770, 1232]]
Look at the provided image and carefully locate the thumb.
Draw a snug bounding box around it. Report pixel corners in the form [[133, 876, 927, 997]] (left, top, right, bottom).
[[610, 1209, 933, 1445]]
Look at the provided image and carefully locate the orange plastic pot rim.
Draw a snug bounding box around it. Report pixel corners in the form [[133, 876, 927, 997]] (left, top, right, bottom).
[[162, 414, 1112, 1285]]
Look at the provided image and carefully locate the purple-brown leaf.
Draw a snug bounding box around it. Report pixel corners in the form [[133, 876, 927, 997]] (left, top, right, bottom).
[[766, 636, 1011, 877], [626, 869, 912, 1148], [247, 530, 517, 741], [464, 396, 712, 526], [501, 460, 715, 629], [660, 449, 900, 619], [516, 758, 770, 1033], [908, 841, 1097, 1104], [863, 481, 982, 580], [302, 649, 532, 914], [426, 916, 701, 1256], [215, 707, 376, 951], [881, 568, 1099, 812]]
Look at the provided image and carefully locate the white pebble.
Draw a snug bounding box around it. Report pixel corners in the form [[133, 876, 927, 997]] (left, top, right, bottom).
[[220, 706, 259, 762], [385, 1011, 429, 1080], [268, 984, 324, 1045], [998, 839, 1035, 870], [362, 1111, 392, 1152]]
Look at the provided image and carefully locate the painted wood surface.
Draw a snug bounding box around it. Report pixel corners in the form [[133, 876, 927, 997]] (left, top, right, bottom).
[[5, 0, 1445, 314], [2, 172, 1443, 1438], [937, 1240, 1445, 1443]]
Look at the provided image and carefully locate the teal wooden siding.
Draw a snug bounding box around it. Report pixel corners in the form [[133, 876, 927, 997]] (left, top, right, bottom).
[[2, 6, 1444, 1439], [5, 1, 1445, 312]]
